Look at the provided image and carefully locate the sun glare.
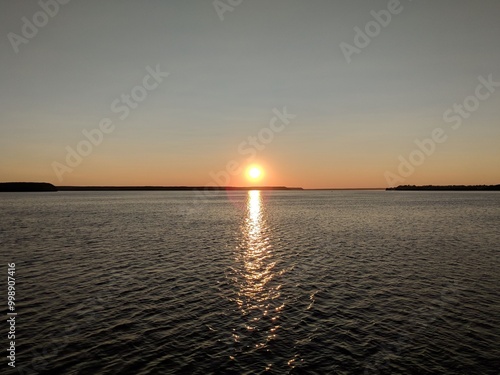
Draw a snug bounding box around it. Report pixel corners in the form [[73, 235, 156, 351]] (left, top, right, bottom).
[[247, 166, 263, 181]]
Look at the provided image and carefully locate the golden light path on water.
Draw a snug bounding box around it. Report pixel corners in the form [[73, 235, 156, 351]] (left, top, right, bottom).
[[231, 190, 286, 360]]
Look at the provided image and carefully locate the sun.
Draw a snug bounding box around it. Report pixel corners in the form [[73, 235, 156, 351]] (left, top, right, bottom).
[[247, 166, 263, 181]]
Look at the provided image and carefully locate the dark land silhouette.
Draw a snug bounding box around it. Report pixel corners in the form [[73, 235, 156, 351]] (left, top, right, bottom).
[[57, 186, 303, 191], [3, 182, 499, 192], [0, 182, 303, 192], [387, 185, 500, 191], [0, 182, 58, 192]]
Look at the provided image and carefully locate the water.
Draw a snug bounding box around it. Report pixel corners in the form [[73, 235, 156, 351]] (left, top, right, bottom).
[[1, 191, 499, 374]]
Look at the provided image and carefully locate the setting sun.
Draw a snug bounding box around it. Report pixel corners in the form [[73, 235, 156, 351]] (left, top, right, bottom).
[[247, 166, 263, 181]]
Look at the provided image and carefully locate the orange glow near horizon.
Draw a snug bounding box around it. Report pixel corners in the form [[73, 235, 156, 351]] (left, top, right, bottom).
[[1, 150, 499, 189]]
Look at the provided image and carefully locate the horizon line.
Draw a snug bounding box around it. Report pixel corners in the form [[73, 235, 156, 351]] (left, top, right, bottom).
[[1, 182, 499, 191]]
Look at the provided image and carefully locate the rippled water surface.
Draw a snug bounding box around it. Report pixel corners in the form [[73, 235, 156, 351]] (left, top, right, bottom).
[[1, 191, 499, 374]]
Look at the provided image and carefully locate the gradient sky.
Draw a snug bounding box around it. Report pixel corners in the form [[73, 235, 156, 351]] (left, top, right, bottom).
[[1, 0, 499, 188]]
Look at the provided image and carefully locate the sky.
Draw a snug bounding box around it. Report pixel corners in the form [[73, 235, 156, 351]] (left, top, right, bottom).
[[0, 0, 499, 188]]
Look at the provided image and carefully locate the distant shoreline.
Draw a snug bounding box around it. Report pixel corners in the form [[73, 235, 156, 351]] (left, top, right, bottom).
[[0, 182, 58, 192], [0, 182, 303, 192], [386, 185, 500, 191], [2, 182, 500, 192], [57, 186, 304, 191]]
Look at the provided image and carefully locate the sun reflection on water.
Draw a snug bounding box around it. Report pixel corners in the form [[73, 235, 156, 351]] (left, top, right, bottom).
[[231, 190, 285, 354]]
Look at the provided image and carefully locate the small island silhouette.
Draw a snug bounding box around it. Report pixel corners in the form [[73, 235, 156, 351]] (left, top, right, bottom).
[[387, 185, 500, 191], [0, 182, 58, 192]]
